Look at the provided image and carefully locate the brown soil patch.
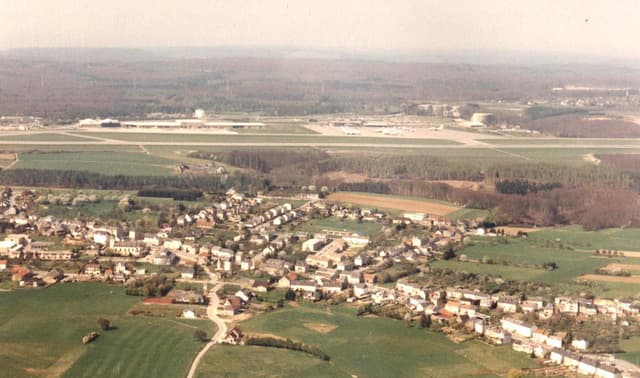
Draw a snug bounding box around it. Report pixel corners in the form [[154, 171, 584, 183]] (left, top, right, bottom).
[[617, 251, 640, 258], [303, 322, 338, 334], [0, 153, 16, 160], [430, 180, 494, 191], [500, 226, 546, 236], [579, 274, 640, 284], [602, 263, 640, 272], [328, 192, 459, 216], [322, 171, 371, 183]]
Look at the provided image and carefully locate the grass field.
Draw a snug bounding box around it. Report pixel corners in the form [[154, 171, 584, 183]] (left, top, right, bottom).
[[433, 228, 640, 297], [296, 217, 383, 237], [327, 192, 460, 216], [0, 283, 215, 378], [13, 151, 179, 176], [530, 226, 640, 251], [617, 336, 640, 365], [445, 208, 490, 221], [0, 133, 93, 142], [197, 303, 539, 378], [482, 138, 640, 146]]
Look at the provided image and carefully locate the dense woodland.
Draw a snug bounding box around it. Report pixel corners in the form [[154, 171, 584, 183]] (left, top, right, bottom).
[[0, 169, 271, 193]]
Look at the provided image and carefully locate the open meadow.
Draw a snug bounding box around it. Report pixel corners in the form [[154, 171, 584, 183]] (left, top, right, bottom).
[[0, 283, 215, 378], [432, 227, 640, 298], [197, 303, 539, 378]]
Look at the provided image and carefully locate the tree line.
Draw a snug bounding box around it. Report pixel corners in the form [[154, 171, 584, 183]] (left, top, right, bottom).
[[0, 169, 271, 193]]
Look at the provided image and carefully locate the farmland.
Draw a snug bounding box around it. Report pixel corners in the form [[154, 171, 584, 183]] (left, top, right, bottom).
[[13, 151, 179, 176], [0, 283, 215, 378], [197, 303, 539, 378], [327, 192, 460, 216], [432, 227, 640, 297]]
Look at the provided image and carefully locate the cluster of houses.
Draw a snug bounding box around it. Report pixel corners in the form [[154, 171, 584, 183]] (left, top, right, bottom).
[[379, 279, 639, 378]]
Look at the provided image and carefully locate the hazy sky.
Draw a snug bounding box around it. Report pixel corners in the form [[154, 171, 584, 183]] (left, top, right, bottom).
[[1, 0, 639, 58]]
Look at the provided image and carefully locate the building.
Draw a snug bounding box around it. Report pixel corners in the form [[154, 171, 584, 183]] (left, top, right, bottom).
[[500, 318, 535, 338]]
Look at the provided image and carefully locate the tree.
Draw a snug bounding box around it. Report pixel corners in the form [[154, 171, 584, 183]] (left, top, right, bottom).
[[97, 318, 111, 331], [418, 313, 431, 329], [442, 245, 456, 261], [194, 329, 209, 342]]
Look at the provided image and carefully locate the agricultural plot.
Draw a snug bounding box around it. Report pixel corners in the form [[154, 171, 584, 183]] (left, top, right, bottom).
[[198, 303, 539, 378], [13, 151, 179, 176], [529, 226, 640, 251], [0, 283, 214, 378], [327, 192, 460, 216]]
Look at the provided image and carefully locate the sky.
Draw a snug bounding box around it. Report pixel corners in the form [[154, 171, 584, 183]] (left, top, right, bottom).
[[1, 0, 639, 60]]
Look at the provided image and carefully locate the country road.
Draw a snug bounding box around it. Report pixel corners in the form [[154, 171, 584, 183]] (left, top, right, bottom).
[[180, 255, 227, 378], [1, 139, 639, 149]]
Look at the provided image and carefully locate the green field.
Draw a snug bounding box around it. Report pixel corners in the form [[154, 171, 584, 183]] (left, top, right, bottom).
[[14, 151, 179, 176], [530, 226, 640, 251], [0, 133, 93, 142], [296, 217, 383, 236], [482, 138, 640, 146], [432, 227, 640, 297], [0, 283, 214, 378], [444, 208, 489, 221], [197, 303, 538, 378], [617, 336, 640, 365]]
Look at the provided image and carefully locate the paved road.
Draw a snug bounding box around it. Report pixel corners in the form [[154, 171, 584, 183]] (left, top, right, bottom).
[[184, 259, 227, 378], [1, 139, 639, 149]]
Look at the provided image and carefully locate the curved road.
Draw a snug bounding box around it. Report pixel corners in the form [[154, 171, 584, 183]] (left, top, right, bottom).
[[186, 265, 227, 378]]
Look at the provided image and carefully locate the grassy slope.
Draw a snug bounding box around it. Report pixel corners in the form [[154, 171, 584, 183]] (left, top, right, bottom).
[[198, 303, 538, 378], [0, 283, 214, 378]]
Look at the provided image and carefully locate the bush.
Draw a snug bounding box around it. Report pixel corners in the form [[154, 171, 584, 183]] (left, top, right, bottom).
[[245, 337, 330, 361]]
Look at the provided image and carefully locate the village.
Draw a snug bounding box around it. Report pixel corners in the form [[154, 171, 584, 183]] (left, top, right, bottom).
[[1, 186, 640, 378]]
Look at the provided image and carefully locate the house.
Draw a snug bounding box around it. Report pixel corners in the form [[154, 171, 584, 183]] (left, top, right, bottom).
[[353, 283, 369, 298], [110, 241, 144, 257], [363, 272, 377, 284], [343, 235, 370, 247], [173, 290, 206, 304], [252, 280, 270, 293], [577, 357, 599, 376], [84, 263, 102, 276], [571, 339, 589, 351], [152, 250, 177, 266], [31, 249, 76, 261], [181, 267, 195, 279], [223, 327, 244, 345], [44, 268, 64, 284], [290, 280, 317, 294], [501, 318, 535, 338], [321, 280, 345, 295], [0, 259, 7, 270], [512, 339, 535, 354], [532, 329, 549, 344], [484, 327, 512, 345], [562, 350, 582, 368], [546, 333, 565, 349], [302, 238, 324, 252], [354, 254, 372, 267], [260, 259, 286, 276], [496, 296, 519, 313], [339, 270, 362, 285], [11, 266, 33, 282], [522, 297, 544, 313], [595, 364, 621, 378], [550, 348, 567, 365], [182, 309, 197, 319], [143, 233, 161, 246]]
